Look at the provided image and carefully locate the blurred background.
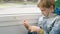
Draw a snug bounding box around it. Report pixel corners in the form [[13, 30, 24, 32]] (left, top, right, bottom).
[[0, 0, 37, 8], [55, 0, 60, 7], [0, 0, 40, 34]]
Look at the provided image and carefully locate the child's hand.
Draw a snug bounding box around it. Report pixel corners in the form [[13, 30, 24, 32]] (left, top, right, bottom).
[[23, 19, 30, 30], [23, 20, 42, 33], [29, 26, 41, 32]]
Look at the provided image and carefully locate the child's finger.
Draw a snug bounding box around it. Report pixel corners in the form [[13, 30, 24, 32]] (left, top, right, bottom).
[[30, 29, 34, 32], [23, 19, 28, 23], [23, 19, 30, 27], [30, 26, 34, 32]]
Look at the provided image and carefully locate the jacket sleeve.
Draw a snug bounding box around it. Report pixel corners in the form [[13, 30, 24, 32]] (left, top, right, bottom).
[[38, 17, 48, 34], [49, 17, 60, 34], [42, 16, 60, 34]]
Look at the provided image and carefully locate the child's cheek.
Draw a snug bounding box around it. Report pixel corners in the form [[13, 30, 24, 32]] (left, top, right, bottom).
[[42, 11, 49, 16]]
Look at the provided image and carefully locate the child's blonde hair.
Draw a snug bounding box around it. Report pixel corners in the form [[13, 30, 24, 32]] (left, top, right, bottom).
[[37, 0, 55, 8]]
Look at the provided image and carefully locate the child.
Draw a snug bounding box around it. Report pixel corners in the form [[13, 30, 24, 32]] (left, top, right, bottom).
[[23, 0, 60, 34]]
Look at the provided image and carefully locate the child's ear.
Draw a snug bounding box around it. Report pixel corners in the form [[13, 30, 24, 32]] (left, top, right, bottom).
[[50, 5, 54, 10], [50, 5, 54, 12]]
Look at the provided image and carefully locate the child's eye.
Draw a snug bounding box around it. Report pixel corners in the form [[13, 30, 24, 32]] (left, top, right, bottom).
[[41, 10, 45, 11]]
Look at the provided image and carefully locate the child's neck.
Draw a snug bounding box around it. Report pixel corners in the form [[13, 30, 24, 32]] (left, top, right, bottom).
[[47, 13, 57, 18]]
